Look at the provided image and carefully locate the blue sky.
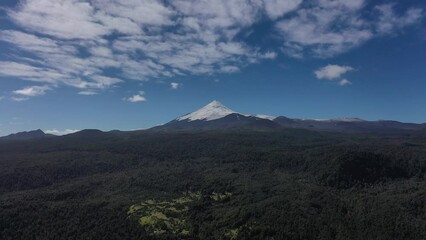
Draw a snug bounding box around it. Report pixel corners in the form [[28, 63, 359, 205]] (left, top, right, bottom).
[[0, 0, 425, 136]]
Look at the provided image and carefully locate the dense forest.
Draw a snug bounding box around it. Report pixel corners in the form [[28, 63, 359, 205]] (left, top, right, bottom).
[[0, 129, 425, 239]]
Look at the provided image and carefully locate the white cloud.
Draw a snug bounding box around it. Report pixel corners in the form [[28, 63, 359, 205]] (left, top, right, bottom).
[[170, 82, 181, 89], [339, 79, 352, 86], [89, 46, 114, 58], [45, 129, 80, 135], [89, 76, 122, 88], [0, 61, 65, 83], [315, 65, 354, 80], [276, 0, 423, 58], [276, 0, 371, 58], [78, 91, 98, 95], [13, 85, 51, 97], [1, 0, 282, 98], [0, 30, 76, 54], [127, 91, 146, 102], [0, 0, 422, 99], [92, 0, 174, 27], [263, 0, 302, 19], [375, 4, 423, 34], [220, 66, 240, 73], [280, 42, 304, 59], [315, 65, 355, 86], [260, 51, 278, 60], [171, 0, 259, 30], [0, 96, 4, 101], [9, 0, 110, 40]]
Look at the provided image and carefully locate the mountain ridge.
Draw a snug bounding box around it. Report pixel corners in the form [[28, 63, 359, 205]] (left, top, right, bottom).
[[157, 100, 426, 133], [0, 129, 56, 141], [3, 101, 426, 137]]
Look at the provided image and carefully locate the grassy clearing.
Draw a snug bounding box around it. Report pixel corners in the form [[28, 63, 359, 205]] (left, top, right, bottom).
[[128, 191, 201, 237], [128, 191, 234, 237], [225, 228, 239, 240]]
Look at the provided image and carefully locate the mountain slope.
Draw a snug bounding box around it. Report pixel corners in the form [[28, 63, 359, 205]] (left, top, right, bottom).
[[0, 129, 56, 141], [273, 117, 424, 133], [161, 113, 279, 130]]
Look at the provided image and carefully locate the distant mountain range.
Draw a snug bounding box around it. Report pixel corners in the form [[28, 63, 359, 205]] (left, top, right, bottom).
[[0, 129, 56, 141], [155, 100, 426, 133], [2, 101, 425, 140]]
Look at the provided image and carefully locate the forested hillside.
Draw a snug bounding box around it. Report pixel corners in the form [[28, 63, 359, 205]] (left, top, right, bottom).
[[0, 129, 425, 239]]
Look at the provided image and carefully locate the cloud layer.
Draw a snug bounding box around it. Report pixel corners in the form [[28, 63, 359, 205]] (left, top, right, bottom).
[[0, 0, 422, 99]]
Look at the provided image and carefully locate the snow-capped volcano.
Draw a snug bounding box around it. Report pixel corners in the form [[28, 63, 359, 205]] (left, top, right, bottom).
[[156, 100, 279, 130], [177, 100, 238, 121], [176, 100, 277, 122]]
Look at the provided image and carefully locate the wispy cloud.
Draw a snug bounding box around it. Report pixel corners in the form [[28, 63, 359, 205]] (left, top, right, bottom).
[[0, 0, 422, 98], [78, 91, 98, 96], [220, 66, 240, 73], [13, 85, 51, 97], [0, 0, 281, 99], [260, 51, 278, 60], [276, 0, 423, 58], [127, 91, 147, 102], [339, 79, 352, 86], [375, 4, 423, 34], [315, 65, 354, 86], [263, 0, 302, 20]]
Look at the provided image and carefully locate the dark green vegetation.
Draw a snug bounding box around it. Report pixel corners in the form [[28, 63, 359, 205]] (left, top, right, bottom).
[[0, 129, 425, 239]]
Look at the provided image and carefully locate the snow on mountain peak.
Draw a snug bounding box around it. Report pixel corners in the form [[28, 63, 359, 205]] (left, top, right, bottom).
[[177, 100, 238, 121], [331, 118, 365, 122], [250, 114, 277, 121], [176, 100, 278, 122], [310, 117, 366, 122], [205, 100, 226, 108]]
